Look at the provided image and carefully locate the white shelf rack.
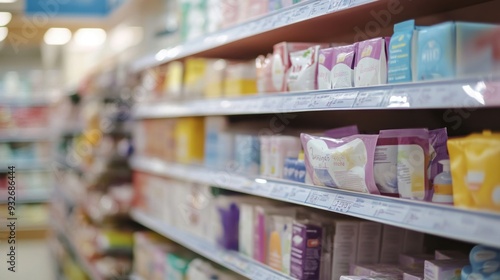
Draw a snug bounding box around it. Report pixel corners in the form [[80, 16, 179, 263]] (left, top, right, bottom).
[[130, 0, 485, 73], [133, 77, 500, 119], [131, 156, 500, 248], [130, 209, 294, 280]]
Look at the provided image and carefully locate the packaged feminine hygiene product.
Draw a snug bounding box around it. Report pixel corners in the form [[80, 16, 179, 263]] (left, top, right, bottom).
[[267, 213, 295, 275], [324, 125, 360, 138], [234, 134, 260, 175], [447, 131, 500, 211], [174, 117, 205, 164], [318, 47, 335, 90], [374, 130, 400, 196], [300, 133, 380, 194], [204, 116, 228, 168], [167, 252, 194, 280], [271, 42, 318, 92], [428, 128, 449, 186], [256, 54, 274, 93], [416, 21, 500, 81], [331, 44, 357, 88], [270, 135, 302, 179], [290, 220, 323, 279], [388, 20, 417, 83], [260, 135, 272, 176], [424, 259, 469, 280], [224, 60, 258, 97], [461, 245, 500, 280], [288, 45, 322, 91], [355, 37, 388, 87], [204, 59, 227, 98]]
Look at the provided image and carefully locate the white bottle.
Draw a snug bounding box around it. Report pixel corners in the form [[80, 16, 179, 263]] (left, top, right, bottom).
[[432, 160, 453, 204]]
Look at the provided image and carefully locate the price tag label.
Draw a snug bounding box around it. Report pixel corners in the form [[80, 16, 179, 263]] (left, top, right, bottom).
[[330, 194, 357, 213], [277, 10, 294, 27], [253, 183, 272, 196], [291, 3, 314, 22], [270, 183, 291, 199], [387, 89, 411, 108], [329, 91, 358, 108], [329, 0, 350, 11], [347, 197, 378, 217], [403, 206, 435, 228], [373, 202, 410, 223], [309, 0, 332, 17], [310, 93, 333, 109], [260, 96, 280, 112], [305, 190, 337, 209], [292, 95, 314, 110], [354, 91, 387, 107], [262, 16, 276, 30], [288, 187, 311, 203]]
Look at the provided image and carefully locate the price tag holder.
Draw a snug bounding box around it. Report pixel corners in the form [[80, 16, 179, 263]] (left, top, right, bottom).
[[291, 2, 314, 22], [330, 0, 351, 11], [328, 91, 358, 108], [305, 190, 337, 209], [330, 194, 357, 213], [280, 96, 296, 112], [373, 202, 410, 223], [309, 0, 332, 17], [292, 95, 314, 110], [387, 88, 411, 108], [310, 93, 332, 109], [260, 96, 280, 112], [353, 90, 387, 107], [288, 187, 312, 203], [270, 183, 291, 199], [277, 10, 294, 27]]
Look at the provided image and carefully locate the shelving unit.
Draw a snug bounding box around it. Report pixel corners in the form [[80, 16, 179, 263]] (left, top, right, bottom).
[[131, 209, 294, 280]]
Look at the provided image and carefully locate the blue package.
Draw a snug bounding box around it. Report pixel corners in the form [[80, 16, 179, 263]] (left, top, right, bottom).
[[234, 135, 261, 175], [417, 22, 456, 80], [294, 160, 306, 183], [388, 20, 416, 83], [462, 245, 500, 280], [284, 157, 297, 181]]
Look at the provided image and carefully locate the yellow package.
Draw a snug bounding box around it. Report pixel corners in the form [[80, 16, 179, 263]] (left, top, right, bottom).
[[163, 61, 184, 100], [224, 61, 257, 97], [183, 58, 209, 99], [448, 131, 500, 211], [174, 117, 205, 164], [204, 59, 226, 99]]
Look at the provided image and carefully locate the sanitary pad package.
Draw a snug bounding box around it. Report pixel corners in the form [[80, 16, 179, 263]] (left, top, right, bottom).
[[331, 44, 357, 88], [300, 133, 380, 194], [288, 45, 321, 91], [355, 38, 388, 87], [388, 20, 417, 83], [272, 42, 317, 92], [461, 245, 500, 280]]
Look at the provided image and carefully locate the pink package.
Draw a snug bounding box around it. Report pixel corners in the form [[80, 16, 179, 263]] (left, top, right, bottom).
[[271, 42, 318, 92], [220, 0, 239, 28], [331, 44, 356, 88], [256, 54, 274, 93], [355, 38, 388, 87], [288, 45, 321, 91], [324, 125, 360, 138], [318, 47, 335, 89], [300, 133, 380, 194]]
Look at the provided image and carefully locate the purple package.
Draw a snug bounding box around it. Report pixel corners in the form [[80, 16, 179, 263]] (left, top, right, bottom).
[[290, 221, 323, 280], [217, 202, 240, 251], [300, 133, 380, 194], [324, 125, 360, 138], [428, 128, 449, 189], [380, 129, 430, 200], [331, 44, 356, 88], [374, 130, 400, 196], [253, 207, 266, 263], [318, 47, 335, 90], [355, 38, 388, 87]]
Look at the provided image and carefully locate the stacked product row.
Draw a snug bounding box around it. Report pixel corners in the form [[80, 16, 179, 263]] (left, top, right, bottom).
[[0, 69, 62, 98], [134, 231, 241, 280], [180, 0, 304, 41], [133, 173, 497, 280], [135, 116, 500, 212], [138, 19, 500, 102]]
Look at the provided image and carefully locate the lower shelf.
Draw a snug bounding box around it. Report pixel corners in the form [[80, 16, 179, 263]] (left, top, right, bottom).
[[130, 209, 293, 280]]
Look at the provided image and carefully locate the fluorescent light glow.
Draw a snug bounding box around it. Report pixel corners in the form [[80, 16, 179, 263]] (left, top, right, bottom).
[[0, 0, 17, 3], [110, 26, 143, 52], [44, 28, 72, 45], [74, 28, 106, 48], [255, 178, 267, 184], [0, 27, 8, 42], [0, 12, 12, 26]]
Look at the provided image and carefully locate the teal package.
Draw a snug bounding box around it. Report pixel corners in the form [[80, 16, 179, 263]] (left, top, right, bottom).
[[388, 20, 416, 83], [416, 22, 456, 81]]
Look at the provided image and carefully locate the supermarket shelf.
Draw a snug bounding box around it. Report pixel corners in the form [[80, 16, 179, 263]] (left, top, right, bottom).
[[0, 96, 54, 106], [131, 156, 500, 248], [0, 189, 52, 204], [131, 0, 487, 72], [131, 209, 293, 280], [0, 129, 53, 142], [53, 222, 104, 280], [133, 77, 500, 118]]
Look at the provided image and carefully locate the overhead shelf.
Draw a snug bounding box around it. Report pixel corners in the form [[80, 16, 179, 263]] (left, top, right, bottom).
[[131, 156, 500, 248], [133, 77, 500, 118], [130, 0, 488, 72], [131, 209, 294, 280]]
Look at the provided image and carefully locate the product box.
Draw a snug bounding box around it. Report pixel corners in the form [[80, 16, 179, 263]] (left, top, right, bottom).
[[166, 252, 194, 280], [204, 59, 226, 98], [379, 225, 406, 263], [183, 58, 212, 99], [174, 117, 205, 164], [256, 54, 273, 93], [351, 263, 405, 278], [434, 250, 468, 260], [416, 21, 500, 81], [290, 221, 323, 279], [224, 61, 257, 97], [356, 221, 382, 264], [399, 253, 434, 268], [331, 221, 360, 280], [423, 259, 469, 280], [267, 214, 295, 275], [204, 116, 228, 168], [318, 47, 335, 89], [331, 44, 356, 89], [180, 0, 208, 41], [271, 42, 318, 92], [401, 230, 425, 254], [234, 134, 260, 175], [355, 37, 388, 86]]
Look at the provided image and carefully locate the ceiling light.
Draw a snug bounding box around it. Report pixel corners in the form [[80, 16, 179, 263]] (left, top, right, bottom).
[[0, 12, 12, 26], [44, 28, 72, 45], [74, 28, 107, 48], [0, 27, 8, 42], [0, 0, 17, 3]]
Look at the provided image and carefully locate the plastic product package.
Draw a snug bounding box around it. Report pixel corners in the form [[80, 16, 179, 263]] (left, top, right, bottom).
[[447, 131, 500, 211], [355, 37, 389, 86], [388, 20, 417, 83], [331, 44, 356, 88], [374, 130, 400, 196], [324, 125, 360, 139], [288, 45, 321, 91], [300, 133, 380, 194]]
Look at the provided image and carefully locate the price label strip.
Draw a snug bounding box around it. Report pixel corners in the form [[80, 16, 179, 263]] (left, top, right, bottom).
[[288, 187, 312, 203], [305, 190, 337, 209], [270, 183, 291, 199], [292, 95, 314, 110], [353, 90, 387, 107], [330, 194, 357, 213], [328, 91, 358, 108], [309, 0, 332, 17], [291, 2, 314, 22]]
